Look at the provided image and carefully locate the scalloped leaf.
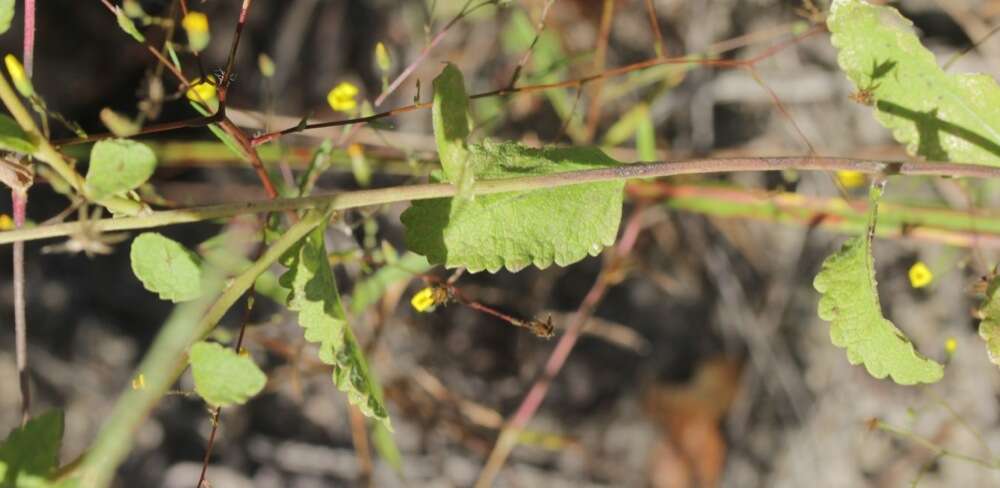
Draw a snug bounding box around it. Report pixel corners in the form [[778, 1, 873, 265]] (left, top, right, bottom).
[[403, 139, 624, 273], [813, 183, 944, 385], [130, 232, 203, 302], [188, 341, 266, 407], [829, 0, 1000, 166], [85, 139, 157, 201], [0, 410, 63, 487], [433, 63, 473, 200], [280, 222, 390, 429], [978, 277, 1000, 367]]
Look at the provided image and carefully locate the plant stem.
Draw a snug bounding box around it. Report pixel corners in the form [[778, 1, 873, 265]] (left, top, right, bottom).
[[3, 156, 1000, 246], [77, 208, 332, 488]]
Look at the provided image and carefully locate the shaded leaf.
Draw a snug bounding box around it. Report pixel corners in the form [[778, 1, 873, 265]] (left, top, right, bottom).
[[85, 139, 156, 201], [130, 232, 203, 302], [829, 0, 1000, 166], [433, 64, 474, 202], [280, 222, 391, 428], [813, 182, 944, 385], [188, 341, 267, 407], [0, 410, 63, 487], [0, 114, 36, 154]]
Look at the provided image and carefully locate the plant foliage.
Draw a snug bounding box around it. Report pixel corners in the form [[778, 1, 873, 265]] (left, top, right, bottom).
[[813, 182, 944, 385]]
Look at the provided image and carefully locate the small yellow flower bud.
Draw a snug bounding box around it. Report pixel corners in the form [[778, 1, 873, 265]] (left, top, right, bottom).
[[131, 373, 146, 390], [4, 54, 33, 97], [908, 261, 933, 288], [258, 53, 275, 78], [375, 42, 391, 73], [182, 12, 211, 52], [945, 337, 957, 355], [327, 81, 359, 113], [0, 214, 13, 231], [835, 170, 865, 189]]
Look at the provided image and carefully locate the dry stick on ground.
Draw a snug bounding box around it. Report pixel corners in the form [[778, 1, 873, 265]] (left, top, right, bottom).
[[583, 0, 617, 142], [473, 204, 648, 487], [643, 0, 666, 58]]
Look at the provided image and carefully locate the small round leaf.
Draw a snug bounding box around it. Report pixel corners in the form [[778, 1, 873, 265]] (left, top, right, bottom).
[[85, 139, 156, 201], [130, 232, 202, 302], [189, 341, 266, 407]]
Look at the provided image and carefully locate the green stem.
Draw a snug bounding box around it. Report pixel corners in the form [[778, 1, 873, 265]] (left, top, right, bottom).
[[76, 208, 332, 488], [4, 156, 1000, 246]]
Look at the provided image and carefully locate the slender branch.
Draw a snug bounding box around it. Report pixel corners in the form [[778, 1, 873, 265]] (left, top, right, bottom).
[[13, 0, 38, 425], [643, 0, 665, 58], [77, 209, 332, 488], [252, 24, 825, 146], [4, 156, 1000, 246], [475, 204, 647, 487]]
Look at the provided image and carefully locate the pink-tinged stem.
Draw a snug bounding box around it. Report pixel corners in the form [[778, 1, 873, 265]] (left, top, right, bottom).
[[474, 206, 646, 487], [13, 0, 36, 426]]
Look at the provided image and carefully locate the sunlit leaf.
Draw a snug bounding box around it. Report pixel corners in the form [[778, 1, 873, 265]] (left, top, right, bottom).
[[130, 232, 203, 302], [813, 182, 944, 385], [85, 139, 157, 201], [188, 341, 266, 407], [829, 0, 1000, 166], [280, 221, 391, 428]]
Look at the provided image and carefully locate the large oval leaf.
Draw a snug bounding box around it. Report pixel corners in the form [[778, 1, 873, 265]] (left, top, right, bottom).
[[85, 139, 156, 201]]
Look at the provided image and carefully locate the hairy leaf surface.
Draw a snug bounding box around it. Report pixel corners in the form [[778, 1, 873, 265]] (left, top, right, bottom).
[[813, 183, 944, 385], [403, 140, 624, 272], [85, 139, 156, 201], [829, 0, 1000, 166], [189, 341, 267, 407], [280, 222, 390, 428], [130, 232, 203, 302]]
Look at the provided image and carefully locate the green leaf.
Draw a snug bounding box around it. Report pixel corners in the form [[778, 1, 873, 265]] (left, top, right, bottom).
[[635, 105, 657, 161], [130, 232, 203, 302], [115, 6, 145, 42], [0, 0, 14, 36], [0, 114, 36, 154], [279, 223, 391, 428], [978, 277, 1000, 367], [813, 182, 944, 385], [188, 341, 267, 407], [828, 0, 1000, 166], [0, 410, 64, 487], [433, 64, 474, 200], [85, 139, 157, 201], [402, 140, 624, 272]]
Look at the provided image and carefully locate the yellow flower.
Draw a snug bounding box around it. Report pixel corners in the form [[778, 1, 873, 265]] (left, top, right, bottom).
[[410, 287, 437, 312], [182, 12, 211, 52], [836, 170, 865, 189], [182, 11, 209, 34], [908, 261, 933, 288], [0, 214, 13, 231], [945, 337, 957, 355], [327, 81, 359, 113], [186, 76, 217, 106], [4, 54, 32, 97]]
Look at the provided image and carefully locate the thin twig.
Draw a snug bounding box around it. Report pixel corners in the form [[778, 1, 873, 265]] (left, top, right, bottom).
[[4, 155, 1000, 246], [474, 204, 647, 487], [643, 0, 665, 58], [582, 0, 616, 141], [12, 0, 37, 426], [506, 0, 558, 89]]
